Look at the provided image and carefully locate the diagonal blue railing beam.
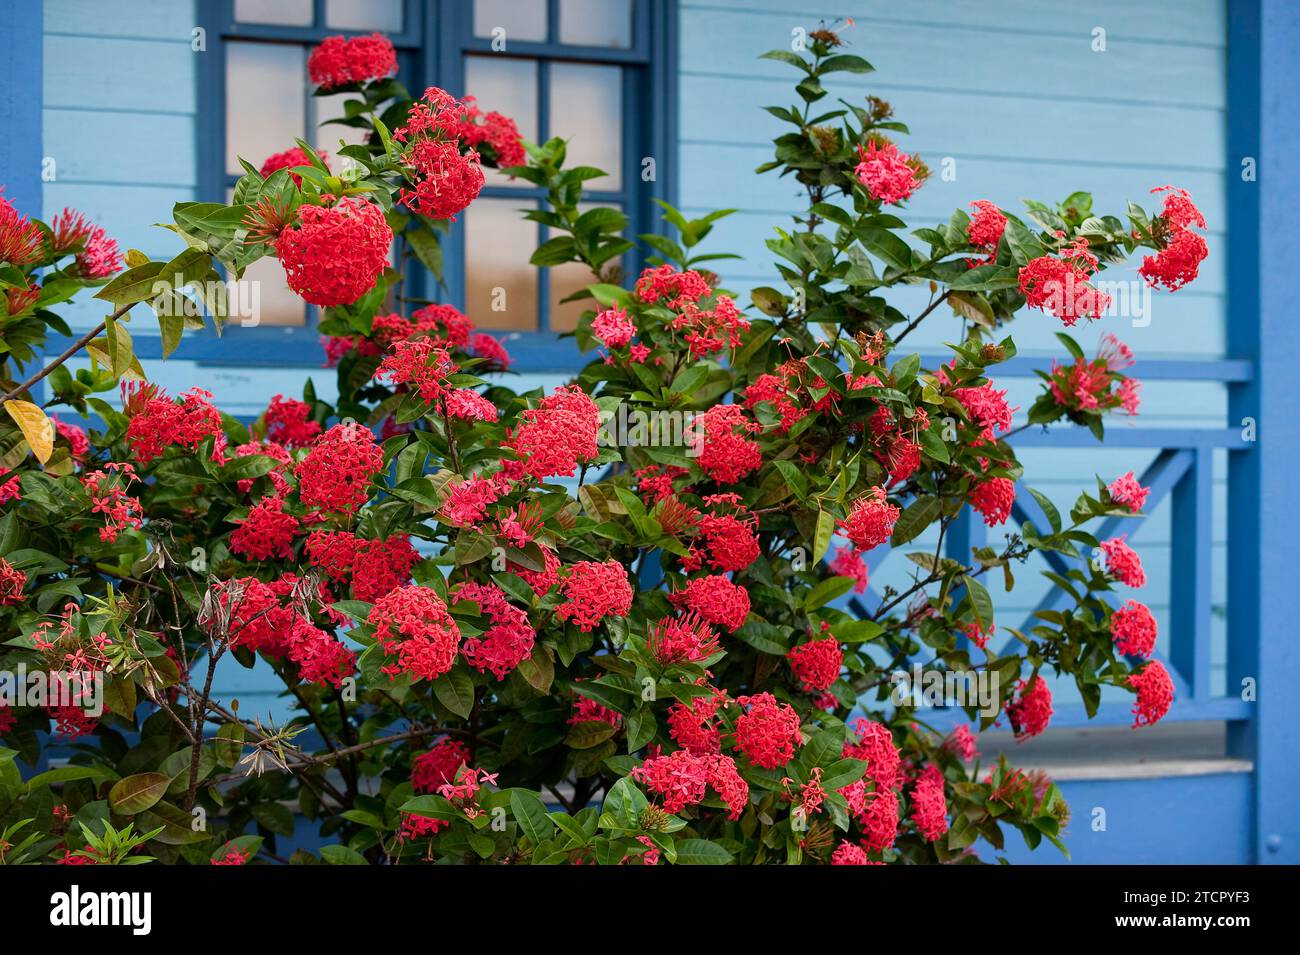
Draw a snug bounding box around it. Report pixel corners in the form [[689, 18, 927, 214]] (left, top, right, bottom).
[[1000, 446, 1194, 658]]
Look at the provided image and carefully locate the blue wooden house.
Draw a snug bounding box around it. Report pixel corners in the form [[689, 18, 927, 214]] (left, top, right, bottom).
[[1, 0, 1295, 864]]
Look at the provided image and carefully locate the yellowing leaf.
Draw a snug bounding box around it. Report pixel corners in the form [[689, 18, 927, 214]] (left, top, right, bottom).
[[4, 399, 54, 464]]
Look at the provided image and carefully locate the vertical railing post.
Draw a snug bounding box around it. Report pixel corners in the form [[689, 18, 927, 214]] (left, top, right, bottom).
[[1226, 0, 1300, 864], [1169, 444, 1212, 701]]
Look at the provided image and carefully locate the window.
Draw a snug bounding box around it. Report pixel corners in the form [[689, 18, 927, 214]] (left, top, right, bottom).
[[189, 0, 676, 371]]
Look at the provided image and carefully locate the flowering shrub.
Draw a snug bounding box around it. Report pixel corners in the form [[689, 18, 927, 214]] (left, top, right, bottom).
[[0, 28, 1204, 866]]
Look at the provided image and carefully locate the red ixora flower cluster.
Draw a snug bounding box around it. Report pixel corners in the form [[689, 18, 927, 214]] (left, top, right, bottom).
[[692, 404, 763, 484], [210, 577, 355, 688], [1018, 237, 1111, 326], [969, 476, 1016, 527], [854, 138, 925, 205], [275, 198, 392, 307], [307, 33, 398, 90], [453, 582, 536, 680], [122, 382, 226, 464], [1049, 333, 1141, 416], [0, 191, 43, 266], [230, 495, 300, 561], [632, 749, 749, 819], [966, 200, 1007, 262], [669, 574, 751, 633], [1005, 675, 1054, 740], [1127, 660, 1173, 727], [412, 738, 472, 793], [838, 486, 899, 551], [733, 692, 802, 769], [911, 764, 949, 842], [1139, 186, 1208, 291], [953, 378, 1016, 441], [505, 384, 601, 480], [830, 546, 869, 594], [456, 95, 528, 168], [689, 494, 759, 573], [649, 612, 720, 665], [1108, 471, 1150, 511], [294, 423, 384, 514], [1102, 536, 1146, 588], [394, 88, 486, 221], [81, 463, 143, 543], [592, 306, 637, 349], [845, 719, 900, 788], [47, 207, 121, 279], [368, 585, 462, 682], [556, 560, 633, 632], [0, 558, 26, 606], [1110, 598, 1158, 658], [305, 530, 421, 603], [264, 394, 321, 447], [259, 147, 328, 187], [787, 632, 843, 693]]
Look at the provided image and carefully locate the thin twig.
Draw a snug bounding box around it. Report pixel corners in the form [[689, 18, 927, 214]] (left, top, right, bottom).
[[1, 299, 136, 404]]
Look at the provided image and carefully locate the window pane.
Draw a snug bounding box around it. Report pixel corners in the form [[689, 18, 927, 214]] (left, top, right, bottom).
[[234, 0, 313, 26], [312, 93, 370, 159], [474, 0, 548, 42], [548, 63, 622, 189], [465, 198, 538, 331], [225, 187, 307, 328], [550, 205, 622, 332], [240, 251, 308, 327], [325, 0, 403, 32], [560, 0, 633, 48], [465, 55, 537, 187], [226, 42, 307, 176]]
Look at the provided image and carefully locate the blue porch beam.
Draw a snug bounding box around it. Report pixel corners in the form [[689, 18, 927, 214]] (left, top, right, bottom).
[[916, 355, 1254, 383], [1225, 0, 1300, 865]]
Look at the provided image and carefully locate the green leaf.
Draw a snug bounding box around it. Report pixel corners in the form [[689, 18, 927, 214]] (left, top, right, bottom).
[[672, 838, 733, 865], [252, 802, 295, 836], [891, 496, 941, 546], [1024, 485, 1061, 535], [510, 789, 555, 845], [819, 54, 874, 74], [94, 261, 165, 306], [813, 509, 835, 564], [964, 575, 994, 629], [215, 723, 245, 768], [803, 575, 854, 611], [108, 773, 170, 815], [321, 844, 369, 865], [433, 669, 475, 718], [565, 720, 618, 750]]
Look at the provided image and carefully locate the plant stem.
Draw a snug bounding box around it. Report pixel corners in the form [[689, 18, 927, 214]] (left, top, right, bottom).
[[892, 290, 950, 346], [1, 298, 136, 404]]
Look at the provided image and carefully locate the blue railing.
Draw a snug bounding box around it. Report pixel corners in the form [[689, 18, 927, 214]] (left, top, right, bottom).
[[841, 355, 1254, 730]]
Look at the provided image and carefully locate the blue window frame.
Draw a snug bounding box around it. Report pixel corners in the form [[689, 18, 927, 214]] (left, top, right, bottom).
[[167, 0, 677, 372]]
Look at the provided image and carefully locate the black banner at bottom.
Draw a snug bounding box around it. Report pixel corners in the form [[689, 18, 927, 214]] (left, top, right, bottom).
[[3, 863, 1288, 939]]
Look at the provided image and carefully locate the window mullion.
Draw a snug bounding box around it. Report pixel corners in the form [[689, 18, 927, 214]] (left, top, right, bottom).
[[537, 56, 553, 334]]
